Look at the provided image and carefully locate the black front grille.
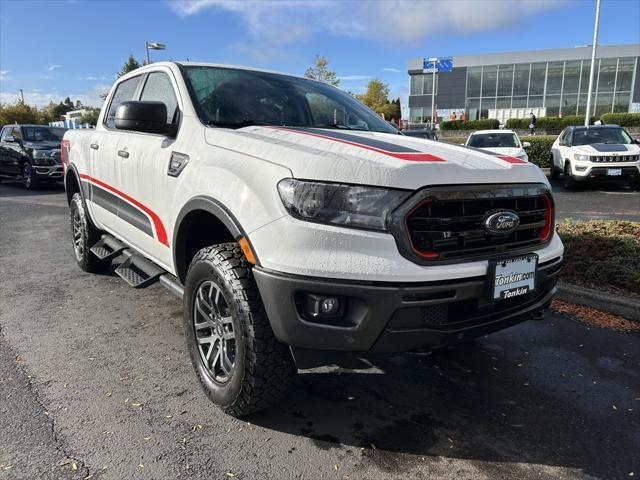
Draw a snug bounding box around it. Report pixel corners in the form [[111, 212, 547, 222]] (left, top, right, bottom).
[[590, 155, 638, 163], [390, 184, 553, 264]]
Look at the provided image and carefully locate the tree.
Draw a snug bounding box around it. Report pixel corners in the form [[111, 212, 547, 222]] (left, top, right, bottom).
[[118, 55, 142, 78], [359, 79, 389, 110], [304, 55, 340, 87], [0, 102, 40, 125], [79, 108, 101, 126]]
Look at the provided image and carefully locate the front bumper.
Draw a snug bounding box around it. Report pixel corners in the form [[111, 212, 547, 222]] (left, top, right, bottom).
[[254, 255, 563, 354], [573, 165, 640, 182], [34, 165, 64, 180]]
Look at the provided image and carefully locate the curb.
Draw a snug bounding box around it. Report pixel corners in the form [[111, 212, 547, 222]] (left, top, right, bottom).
[[556, 282, 640, 321]]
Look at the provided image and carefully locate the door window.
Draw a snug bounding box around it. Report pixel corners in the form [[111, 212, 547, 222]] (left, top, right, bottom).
[[0, 127, 12, 141], [11, 127, 22, 140], [105, 75, 143, 128], [140, 72, 179, 124]]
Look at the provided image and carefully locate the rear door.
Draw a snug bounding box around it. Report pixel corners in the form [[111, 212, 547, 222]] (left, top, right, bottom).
[[86, 74, 144, 231], [114, 69, 182, 269]]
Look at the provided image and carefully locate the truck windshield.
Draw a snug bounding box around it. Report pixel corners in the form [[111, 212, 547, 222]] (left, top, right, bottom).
[[468, 133, 519, 148], [572, 127, 633, 146], [181, 66, 397, 134], [22, 126, 66, 142]]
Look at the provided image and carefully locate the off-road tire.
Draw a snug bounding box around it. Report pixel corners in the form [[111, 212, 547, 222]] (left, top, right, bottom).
[[22, 162, 37, 189], [69, 193, 109, 273], [563, 163, 578, 190], [184, 243, 296, 417]]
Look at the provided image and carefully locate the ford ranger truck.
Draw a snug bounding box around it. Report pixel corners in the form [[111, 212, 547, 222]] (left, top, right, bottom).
[[62, 62, 564, 416]]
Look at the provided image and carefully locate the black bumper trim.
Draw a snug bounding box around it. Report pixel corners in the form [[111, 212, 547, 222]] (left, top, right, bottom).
[[253, 255, 562, 353]]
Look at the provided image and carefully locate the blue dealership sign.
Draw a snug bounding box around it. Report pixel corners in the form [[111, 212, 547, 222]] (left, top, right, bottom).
[[423, 57, 453, 73]]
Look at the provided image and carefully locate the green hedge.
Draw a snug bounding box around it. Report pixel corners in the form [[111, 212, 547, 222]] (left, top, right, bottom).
[[505, 115, 596, 129], [440, 118, 499, 130], [600, 112, 640, 127], [520, 136, 555, 167]]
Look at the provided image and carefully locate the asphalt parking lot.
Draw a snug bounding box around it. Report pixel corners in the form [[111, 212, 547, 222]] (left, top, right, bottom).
[[1, 182, 639, 480]]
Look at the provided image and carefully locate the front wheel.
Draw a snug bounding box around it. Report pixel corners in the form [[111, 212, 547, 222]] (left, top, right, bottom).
[[563, 163, 578, 190], [549, 155, 560, 180], [184, 243, 295, 417], [22, 162, 37, 189], [69, 193, 110, 273]]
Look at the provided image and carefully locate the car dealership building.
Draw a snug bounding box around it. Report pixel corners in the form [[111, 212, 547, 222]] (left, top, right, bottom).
[[407, 44, 640, 125]]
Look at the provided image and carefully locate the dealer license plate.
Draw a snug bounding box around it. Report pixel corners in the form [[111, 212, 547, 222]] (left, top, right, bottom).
[[607, 168, 622, 176], [490, 254, 538, 300]]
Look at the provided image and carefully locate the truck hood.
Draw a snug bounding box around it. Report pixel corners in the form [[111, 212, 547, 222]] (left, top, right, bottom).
[[23, 140, 60, 150], [572, 143, 640, 155], [204, 126, 548, 189]]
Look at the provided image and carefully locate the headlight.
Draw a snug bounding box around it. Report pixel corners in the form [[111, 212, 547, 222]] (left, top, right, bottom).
[[277, 179, 411, 231], [574, 154, 590, 161], [32, 149, 51, 159]]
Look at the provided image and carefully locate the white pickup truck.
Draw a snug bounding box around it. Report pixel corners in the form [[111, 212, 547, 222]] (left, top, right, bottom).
[[63, 62, 564, 416]]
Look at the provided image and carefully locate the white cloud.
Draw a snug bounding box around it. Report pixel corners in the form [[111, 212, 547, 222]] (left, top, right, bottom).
[[80, 76, 109, 81], [0, 84, 110, 108], [384, 68, 402, 73], [0, 70, 7, 80], [338, 75, 371, 81], [169, 0, 561, 44], [48, 64, 63, 71]]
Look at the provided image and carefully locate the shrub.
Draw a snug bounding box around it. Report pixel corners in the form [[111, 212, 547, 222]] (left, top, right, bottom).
[[520, 135, 555, 167], [505, 115, 596, 130], [556, 220, 640, 296], [600, 112, 640, 127], [440, 118, 499, 130]]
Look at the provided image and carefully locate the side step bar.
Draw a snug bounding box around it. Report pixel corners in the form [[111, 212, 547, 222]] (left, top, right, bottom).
[[89, 234, 184, 298], [90, 235, 126, 262]]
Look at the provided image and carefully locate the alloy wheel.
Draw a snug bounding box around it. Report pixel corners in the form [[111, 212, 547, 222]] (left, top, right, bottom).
[[71, 208, 85, 260], [193, 280, 236, 384]]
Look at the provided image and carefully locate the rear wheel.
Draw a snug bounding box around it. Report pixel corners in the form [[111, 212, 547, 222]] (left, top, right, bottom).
[[563, 163, 578, 190], [184, 243, 295, 417], [69, 193, 109, 273]]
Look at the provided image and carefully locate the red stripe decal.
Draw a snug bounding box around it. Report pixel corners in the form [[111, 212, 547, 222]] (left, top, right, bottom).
[[497, 155, 527, 164], [79, 174, 169, 247], [269, 127, 446, 162]]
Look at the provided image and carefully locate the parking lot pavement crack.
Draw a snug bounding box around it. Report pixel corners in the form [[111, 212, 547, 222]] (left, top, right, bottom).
[[0, 327, 92, 479]]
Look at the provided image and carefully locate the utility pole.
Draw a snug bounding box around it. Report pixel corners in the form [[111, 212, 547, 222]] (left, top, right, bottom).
[[584, 0, 601, 126], [19, 89, 24, 103], [428, 57, 438, 128]]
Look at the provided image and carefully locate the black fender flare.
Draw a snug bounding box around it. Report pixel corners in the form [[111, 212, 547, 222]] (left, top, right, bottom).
[[172, 196, 259, 278]]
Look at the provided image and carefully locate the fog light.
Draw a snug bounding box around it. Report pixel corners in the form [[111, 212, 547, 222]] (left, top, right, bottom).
[[575, 165, 588, 172], [304, 293, 344, 318]]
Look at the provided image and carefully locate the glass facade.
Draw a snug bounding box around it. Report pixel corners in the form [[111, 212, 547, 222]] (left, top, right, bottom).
[[463, 57, 638, 120]]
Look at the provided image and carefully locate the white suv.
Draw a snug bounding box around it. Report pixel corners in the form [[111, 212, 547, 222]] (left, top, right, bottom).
[[63, 62, 564, 415], [465, 129, 530, 162], [550, 125, 640, 189]]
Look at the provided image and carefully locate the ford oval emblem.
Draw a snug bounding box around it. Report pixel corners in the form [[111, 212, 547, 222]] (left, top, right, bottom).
[[484, 210, 520, 235]]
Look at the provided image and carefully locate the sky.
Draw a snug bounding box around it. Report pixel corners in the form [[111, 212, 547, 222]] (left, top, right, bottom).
[[1, 0, 639, 117]]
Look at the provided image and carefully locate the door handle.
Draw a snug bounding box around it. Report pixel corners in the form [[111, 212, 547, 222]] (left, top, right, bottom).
[[117, 150, 129, 159], [90, 143, 99, 150]]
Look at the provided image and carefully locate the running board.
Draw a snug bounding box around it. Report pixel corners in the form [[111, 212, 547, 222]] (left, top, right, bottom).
[[90, 235, 126, 262], [114, 254, 165, 288]]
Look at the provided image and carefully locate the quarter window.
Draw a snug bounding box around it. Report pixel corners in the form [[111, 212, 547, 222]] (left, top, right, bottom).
[[140, 72, 179, 124], [105, 75, 143, 129]]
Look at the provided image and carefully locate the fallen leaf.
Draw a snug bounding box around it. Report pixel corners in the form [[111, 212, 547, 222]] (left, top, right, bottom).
[[138, 464, 144, 469], [226, 472, 236, 478], [105, 392, 112, 397], [72, 463, 78, 471]]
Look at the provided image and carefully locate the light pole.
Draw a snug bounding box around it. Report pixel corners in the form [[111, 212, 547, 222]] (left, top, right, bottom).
[[428, 57, 438, 127], [145, 41, 166, 64], [584, 0, 601, 126]]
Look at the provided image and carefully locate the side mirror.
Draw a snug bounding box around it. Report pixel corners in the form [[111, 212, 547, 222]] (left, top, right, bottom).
[[115, 101, 177, 136], [634, 138, 640, 144], [522, 141, 531, 148], [558, 139, 566, 146]]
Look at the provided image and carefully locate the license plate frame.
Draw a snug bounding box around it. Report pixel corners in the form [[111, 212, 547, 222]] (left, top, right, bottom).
[[607, 168, 622, 176], [489, 254, 538, 301]]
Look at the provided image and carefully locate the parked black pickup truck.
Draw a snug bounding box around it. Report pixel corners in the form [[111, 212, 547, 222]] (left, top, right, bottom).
[[0, 124, 67, 188]]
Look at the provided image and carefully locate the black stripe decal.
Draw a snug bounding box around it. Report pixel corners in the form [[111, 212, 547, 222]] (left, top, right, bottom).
[[83, 181, 154, 237], [285, 127, 421, 153]]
